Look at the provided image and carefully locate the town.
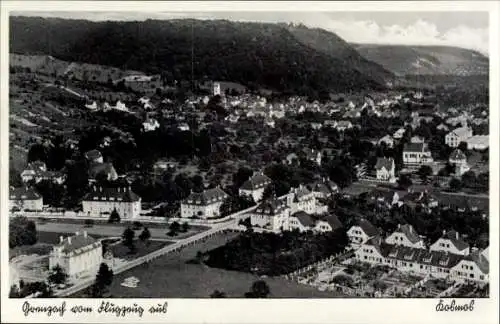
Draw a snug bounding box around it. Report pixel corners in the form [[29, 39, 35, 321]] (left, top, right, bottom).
[[8, 17, 489, 300]]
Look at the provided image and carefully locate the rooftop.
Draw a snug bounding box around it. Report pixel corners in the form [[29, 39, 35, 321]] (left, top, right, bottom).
[[184, 187, 228, 206]]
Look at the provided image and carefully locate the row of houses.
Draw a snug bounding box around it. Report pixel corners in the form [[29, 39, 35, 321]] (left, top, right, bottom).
[[347, 220, 489, 283]]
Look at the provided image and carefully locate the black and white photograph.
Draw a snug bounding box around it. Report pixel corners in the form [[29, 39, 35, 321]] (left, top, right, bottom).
[[1, 1, 499, 323]]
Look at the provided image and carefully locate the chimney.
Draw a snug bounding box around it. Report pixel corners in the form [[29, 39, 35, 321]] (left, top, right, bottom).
[[409, 226, 412, 233], [59, 236, 63, 243], [456, 231, 459, 240], [398, 224, 401, 230], [118, 187, 121, 193], [84, 231, 87, 238], [68, 237, 72, 245], [99, 186, 102, 192]]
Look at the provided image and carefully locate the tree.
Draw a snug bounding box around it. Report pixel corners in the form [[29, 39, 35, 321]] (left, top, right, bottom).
[[108, 208, 121, 223], [458, 141, 468, 153], [122, 227, 135, 253], [181, 222, 190, 233], [48, 265, 68, 286], [245, 280, 271, 298], [139, 227, 151, 245], [417, 165, 433, 183], [92, 263, 114, 298], [210, 290, 227, 298], [449, 178, 463, 192], [9, 216, 37, 248], [397, 174, 413, 190]]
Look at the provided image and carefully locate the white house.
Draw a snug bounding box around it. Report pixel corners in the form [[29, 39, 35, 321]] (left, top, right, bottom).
[[85, 101, 98, 111], [9, 187, 43, 211], [445, 126, 473, 147], [436, 123, 449, 132], [335, 120, 353, 131], [410, 136, 425, 144], [142, 118, 160, 132], [213, 82, 221, 96], [49, 231, 103, 280], [180, 187, 228, 219], [289, 185, 316, 214], [178, 123, 190, 131], [378, 135, 394, 148], [355, 236, 388, 265], [430, 230, 470, 256], [375, 157, 396, 182], [347, 219, 379, 246], [250, 197, 290, 233], [403, 143, 433, 165], [288, 212, 342, 233], [82, 185, 141, 219], [309, 178, 338, 200], [448, 149, 470, 176], [385, 224, 425, 249], [238, 171, 272, 202], [450, 252, 489, 283]]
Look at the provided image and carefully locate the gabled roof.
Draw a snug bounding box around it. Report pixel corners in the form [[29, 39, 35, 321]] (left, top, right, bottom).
[[254, 197, 288, 216], [9, 187, 42, 200], [184, 187, 228, 206], [375, 157, 394, 171], [55, 232, 100, 254], [392, 224, 422, 244], [84, 149, 103, 160], [292, 211, 315, 227], [441, 230, 470, 252], [240, 172, 272, 191], [403, 143, 428, 152], [320, 214, 343, 230], [462, 251, 489, 274], [88, 162, 117, 179], [449, 126, 471, 138], [292, 185, 312, 200], [355, 219, 379, 237], [365, 236, 393, 257], [83, 186, 140, 202], [449, 149, 467, 161]]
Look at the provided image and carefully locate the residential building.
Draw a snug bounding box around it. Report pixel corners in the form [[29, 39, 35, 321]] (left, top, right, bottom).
[[448, 149, 470, 176], [178, 123, 190, 131], [238, 171, 272, 203], [309, 178, 338, 200], [410, 136, 425, 143], [180, 187, 228, 219], [335, 120, 353, 131], [445, 126, 473, 147], [378, 135, 394, 148], [82, 185, 141, 219], [305, 149, 322, 166], [436, 123, 449, 132], [347, 219, 379, 246], [85, 101, 98, 111], [450, 252, 489, 283], [88, 162, 118, 183], [21, 161, 65, 184], [290, 185, 316, 214], [213, 82, 221, 96], [288, 211, 342, 233], [385, 224, 425, 249], [430, 230, 470, 256], [375, 157, 396, 182], [250, 197, 290, 233], [393, 128, 406, 139], [355, 236, 391, 265], [49, 231, 103, 279], [142, 118, 160, 132], [403, 143, 433, 165], [9, 187, 43, 211]]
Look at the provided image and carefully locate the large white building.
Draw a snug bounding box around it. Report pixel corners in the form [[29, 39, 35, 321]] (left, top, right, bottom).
[[347, 219, 379, 247], [180, 187, 228, 219], [82, 185, 141, 219], [288, 211, 342, 233], [289, 185, 317, 214], [466, 135, 489, 150], [448, 149, 470, 176], [238, 171, 272, 203], [430, 230, 470, 256], [385, 224, 425, 249], [250, 197, 291, 233], [403, 143, 433, 165], [375, 157, 396, 182], [445, 126, 473, 147], [9, 187, 43, 211], [49, 231, 103, 279]]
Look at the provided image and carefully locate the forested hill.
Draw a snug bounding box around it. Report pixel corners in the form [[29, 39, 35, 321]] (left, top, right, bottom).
[[10, 16, 394, 94]]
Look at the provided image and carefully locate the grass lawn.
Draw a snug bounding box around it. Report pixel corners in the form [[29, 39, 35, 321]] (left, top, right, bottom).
[[71, 232, 343, 298], [110, 240, 172, 261], [9, 243, 53, 259]]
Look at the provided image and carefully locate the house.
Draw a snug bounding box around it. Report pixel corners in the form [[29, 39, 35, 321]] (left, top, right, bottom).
[[378, 135, 394, 148], [88, 162, 118, 182], [355, 236, 391, 265], [289, 185, 316, 214], [152, 160, 178, 178], [238, 171, 272, 202], [347, 219, 379, 246], [49, 231, 103, 279], [375, 157, 396, 182], [305, 149, 322, 166], [309, 178, 338, 199], [448, 149, 470, 176], [402, 191, 439, 209], [385, 224, 425, 249], [323, 120, 338, 128], [481, 246, 489, 262], [250, 197, 290, 233], [84, 150, 104, 164], [368, 190, 400, 207], [310, 122, 323, 130], [450, 251, 489, 283], [21, 161, 65, 184], [178, 123, 190, 131], [142, 118, 160, 132], [9, 187, 43, 211], [445, 126, 473, 147], [466, 135, 489, 150], [410, 136, 425, 144], [436, 123, 449, 132], [85, 101, 98, 111], [393, 128, 406, 139], [289, 211, 342, 233], [403, 143, 433, 165], [82, 185, 141, 219], [430, 230, 470, 256], [335, 120, 353, 131], [180, 187, 228, 219], [314, 214, 343, 233]]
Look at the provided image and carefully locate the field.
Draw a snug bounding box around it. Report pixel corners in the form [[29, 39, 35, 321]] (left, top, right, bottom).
[[37, 231, 108, 244], [110, 240, 172, 260], [71, 231, 342, 298]]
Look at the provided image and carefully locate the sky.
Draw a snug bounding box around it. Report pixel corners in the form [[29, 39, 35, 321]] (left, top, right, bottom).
[[14, 11, 490, 55]]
